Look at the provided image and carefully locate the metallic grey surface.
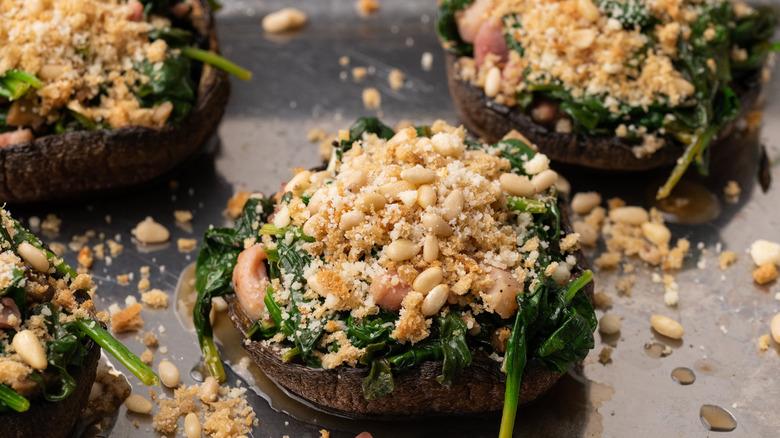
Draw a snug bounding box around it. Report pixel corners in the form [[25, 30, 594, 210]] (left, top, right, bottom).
[[7, 1, 780, 437]]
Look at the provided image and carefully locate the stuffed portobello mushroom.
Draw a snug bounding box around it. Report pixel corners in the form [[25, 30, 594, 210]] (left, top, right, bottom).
[[194, 118, 596, 436], [0, 0, 249, 203], [438, 0, 778, 198], [0, 208, 158, 437]]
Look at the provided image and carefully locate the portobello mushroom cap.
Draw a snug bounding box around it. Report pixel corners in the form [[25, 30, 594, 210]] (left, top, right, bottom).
[[0, 0, 230, 203], [0, 337, 100, 438], [444, 51, 762, 171], [226, 197, 594, 418]]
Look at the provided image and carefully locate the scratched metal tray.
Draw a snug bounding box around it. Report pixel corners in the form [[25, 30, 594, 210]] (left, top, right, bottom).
[[8, 1, 780, 437]]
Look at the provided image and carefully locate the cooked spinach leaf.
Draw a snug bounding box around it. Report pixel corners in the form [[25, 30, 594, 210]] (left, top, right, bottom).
[[134, 54, 196, 124], [436, 312, 472, 388], [337, 117, 395, 159]]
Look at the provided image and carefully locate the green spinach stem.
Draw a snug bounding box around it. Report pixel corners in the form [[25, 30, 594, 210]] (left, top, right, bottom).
[[75, 319, 159, 386], [181, 46, 252, 81], [0, 383, 30, 412], [656, 124, 719, 199]]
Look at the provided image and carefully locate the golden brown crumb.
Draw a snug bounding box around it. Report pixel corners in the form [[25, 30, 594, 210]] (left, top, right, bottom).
[[615, 275, 636, 296], [718, 251, 738, 270], [307, 128, 329, 143], [107, 239, 124, 257], [138, 277, 151, 292], [177, 238, 198, 252], [352, 66, 368, 82], [758, 334, 771, 351], [141, 289, 169, 309], [140, 349, 154, 365], [117, 274, 130, 286], [356, 0, 379, 17], [77, 246, 94, 269], [388, 68, 405, 90], [753, 263, 779, 285], [111, 303, 144, 333], [593, 290, 612, 309], [174, 210, 193, 223], [598, 347, 613, 364], [320, 429, 331, 438], [143, 331, 159, 348], [724, 181, 740, 203], [362, 87, 381, 110], [595, 252, 621, 269], [226, 192, 252, 218]]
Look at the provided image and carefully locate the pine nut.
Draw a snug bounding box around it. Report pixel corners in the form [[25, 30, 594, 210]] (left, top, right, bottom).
[[573, 221, 598, 247], [303, 214, 324, 238], [422, 213, 453, 237], [571, 192, 602, 215], [599, 314, 622, 335], [609, 206, 649, 226], [273, 205, 291, 228], [771, 312, 780, 344], [642, 222, 671, 246], [417, 185, 437, 209], [262, 8, 307, 33], [17, 242, 49, 272], [379, 181, 416, 199], [307, 189, 327, 214], [578, 0, 600, 22], [431, 132, 464, 157], [356, 193, 386, 212], [441, 189, 465, 221], [531, 169, 558, 193], [343, 170, 368, 192], [423, 234, 439, 262], [650, 315, 684, 339], [132, 217, 170, 244], [571, 28, 597, 49], [401, 166, 436, 185], [12, 330, 47, 370], [185, 412, 201, 438], [200, 376, 219, 403], [523, 154, 550, 175], [485, 67, 501, 98], [158, 360, 180, 388], [413, 267, 444, 294], [339, 210, 365, 231], [386, 239, 420, 261], [673, 77, 695, 96], [499, 173, 535, 197], [422, 284, 450, 316], [125, 394, 153, 414], [309, 170, 332, 185], [286, 170, 311, 196]]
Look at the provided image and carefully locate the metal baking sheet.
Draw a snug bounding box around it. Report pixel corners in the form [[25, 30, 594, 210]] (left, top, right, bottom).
[[8, 1, 780, 437]]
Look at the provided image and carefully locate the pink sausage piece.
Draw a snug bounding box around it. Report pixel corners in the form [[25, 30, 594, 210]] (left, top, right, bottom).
[[127, 0, 144, 21], [355, 433, 373, 438], [0, 129, 33, 148], [370, 270, 412, 312], [169, 1, 191, 18], [474, 19, 508, 66], [455, 0, 494, 44], [232, 244, 270, 321], [0, 297, 21, 329]]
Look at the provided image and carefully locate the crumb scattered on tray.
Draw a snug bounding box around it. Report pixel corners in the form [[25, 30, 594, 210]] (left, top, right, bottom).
[[356, 0, 379, 17], [174, 210, 193, 224], [117, 274, 131, 286], [724, 180, 740, 203], [352, 66, 368, 82], [753, 263, 778, 285], [141, 289, 169, 309], [388, 68, 404, 90], [177, 238, 198, 252], [598, 347, 613, 365], [111, 302, 144, 333], [338, 55, 350, 66], [227, 191, 252, 218], [718, 251, 738, 269], [144, 331, 159, 348], [758, 334, 770, 352], [362, 87, 381, 110]]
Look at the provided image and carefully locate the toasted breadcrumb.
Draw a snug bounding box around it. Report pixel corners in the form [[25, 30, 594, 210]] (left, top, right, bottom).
[[174, 210, 193, 223], [388, 68, 405, 90], [143, 331, 159, 348], [758, 334, 771, 351], [362, 87, 382, 110], [356, 0, 379, 17], [177, 238, 198, 252], [78, 246, 94, 270], [753, 263, 778, 285], [718, 251, 738, 270], [352, 67, 368, 82], [140, 349, 154, 365], [141, 289, 169, 309], [598, 347, 613, 365], [320, 429, 331, 438], [111, 303, 144, 333], [227, 192, 252, 218]]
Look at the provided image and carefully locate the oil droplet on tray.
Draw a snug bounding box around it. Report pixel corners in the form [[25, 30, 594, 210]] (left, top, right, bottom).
[[652, 180, 720, 224], [700, 404, 737, 432], [671, 367, 695, 385]]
